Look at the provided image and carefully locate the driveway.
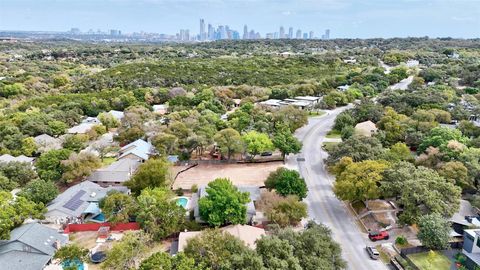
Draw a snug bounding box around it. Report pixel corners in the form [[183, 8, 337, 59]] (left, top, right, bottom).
[[286, 106, 388, 270]]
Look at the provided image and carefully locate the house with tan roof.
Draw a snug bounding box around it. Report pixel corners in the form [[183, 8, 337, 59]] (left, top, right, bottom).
[[354, 120, 378, 137], [174, 225, 266, 254]]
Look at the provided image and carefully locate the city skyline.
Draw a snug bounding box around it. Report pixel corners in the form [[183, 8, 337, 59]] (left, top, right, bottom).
[[1, 0, 479, 38]]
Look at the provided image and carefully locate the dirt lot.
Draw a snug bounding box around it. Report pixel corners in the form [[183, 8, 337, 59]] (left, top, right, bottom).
[[172, 162, 283, 189]]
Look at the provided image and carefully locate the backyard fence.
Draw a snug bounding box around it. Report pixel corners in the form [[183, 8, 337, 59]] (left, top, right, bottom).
[[64, 222, 140, 233], [399, 241, 464, 270]]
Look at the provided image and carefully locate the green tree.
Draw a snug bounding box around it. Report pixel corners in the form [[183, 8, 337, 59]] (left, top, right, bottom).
[[136, 187, 185, 240], [326, 135, 385, 166], [333, 160, 390, 203], [140, 252, 197, 270], [53, 75, 70, 88], [242, 131, 274, 160], [268, 195, 307, 227], [0, 174, 17, 191], [213, 128, 244, 160], [0, 83, 24, 97], [437, 161, 471, 189], [417, 214, 451, 250], [0, 191, 46, 239], [62, 134, 89, 152], [98, 112, 121, 129], [152, 133, 179, 155], [54, 244, 89, 267], [36, 149, 72, 182], [265, 168, 308, 199], [100, 192, 137, 225], [273, 106, 308, 133], [273, 128, 302, 160], [18, 179, 59, 204], [48, 120, 68, 136], [21, 137, 37, 156], [381, 162, 461, 224], [377, 107, 409, 146], [334, 111, 356, 133], [61, 152, 101, 185], [384, 142, 413, 162], [199, 178, 250, 226], [139, 252, 172, 270], [272, 222, 347, 270], [256, 235, 302, 270], [184, 229, 259, 270], [125, 158, 171, 196], [418, 126, 469, 153], [102, 231, 151, 270], [0, 161, 38, 186]]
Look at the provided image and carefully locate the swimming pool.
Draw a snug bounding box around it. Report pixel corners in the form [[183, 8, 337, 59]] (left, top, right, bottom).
[[62, 259, 84, 270], [176, 197, 189, 208]]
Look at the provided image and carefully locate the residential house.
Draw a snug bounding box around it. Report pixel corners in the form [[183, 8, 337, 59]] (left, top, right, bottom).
[[405, 60, 420, 68], [152, 104, 168, 115], [67, 123, 96, 134], [337, 85, 350, 92], [118, 139, 155, 161], [343, 58, 357, 64], [282, 98, 313, 110], [193, 185, 261, 224], [259, 99, 283, 108], [0, 154, 34, 165], [463, 229, 480, 269], [0, 222, 68, 270], [450, 200, 478, 238], [34, 134, 62, 153], [294, 96, 322, 105], [173, 225, 265, 254], [354, 121, 378, 137], [45, 181, 129, 223], [88, 158, 142, 186], [82, 117, 101, 124], [107, 110, 124, 121]]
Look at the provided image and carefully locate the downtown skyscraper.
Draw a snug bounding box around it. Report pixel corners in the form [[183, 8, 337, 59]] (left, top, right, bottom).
[[199, 19, 206, 41]]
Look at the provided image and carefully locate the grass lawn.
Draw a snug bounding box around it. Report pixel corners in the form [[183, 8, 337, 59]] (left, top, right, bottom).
[[322, 142, 339, 152], [326, 130, 341, 139], [308, 110, 326, 117], [408, 251, 452, 270], [101, 157, 116, 166], [375, 245, 391, 264]]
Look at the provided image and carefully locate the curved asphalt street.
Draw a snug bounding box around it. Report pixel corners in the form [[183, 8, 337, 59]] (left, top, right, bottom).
[[286, 106, 388, 270]]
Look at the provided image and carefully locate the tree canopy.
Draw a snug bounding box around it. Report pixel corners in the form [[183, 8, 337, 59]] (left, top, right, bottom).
[[199, 178, 250, 227]]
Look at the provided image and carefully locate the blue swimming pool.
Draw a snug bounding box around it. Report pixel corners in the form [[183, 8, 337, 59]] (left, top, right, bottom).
[[176, 197, 189, 208], [93, 213, 105, 222], [62, 259, 84, 270]]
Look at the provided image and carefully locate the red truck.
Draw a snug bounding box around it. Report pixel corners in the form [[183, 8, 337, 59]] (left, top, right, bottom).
[[368, 231, 389, 241]]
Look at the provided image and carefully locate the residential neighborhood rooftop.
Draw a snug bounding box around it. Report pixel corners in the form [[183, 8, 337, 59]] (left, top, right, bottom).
[[0, 222, 68, 270]]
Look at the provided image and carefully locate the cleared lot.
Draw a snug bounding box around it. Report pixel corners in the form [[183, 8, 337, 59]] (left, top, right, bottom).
[[172, 162, 283, 189]]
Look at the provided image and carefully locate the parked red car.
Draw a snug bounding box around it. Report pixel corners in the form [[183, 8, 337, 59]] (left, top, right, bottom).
[[368, 231, 389, 241]]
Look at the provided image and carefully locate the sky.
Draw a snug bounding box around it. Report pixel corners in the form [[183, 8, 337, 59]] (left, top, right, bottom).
[[1, 0, 479, 38]]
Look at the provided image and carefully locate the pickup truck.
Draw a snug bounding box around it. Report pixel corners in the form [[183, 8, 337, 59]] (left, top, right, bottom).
[[368, 231, 389, 241]]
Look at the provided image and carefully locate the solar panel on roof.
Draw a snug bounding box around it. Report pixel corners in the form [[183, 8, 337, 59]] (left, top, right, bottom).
[[63, 190, 86, 211]]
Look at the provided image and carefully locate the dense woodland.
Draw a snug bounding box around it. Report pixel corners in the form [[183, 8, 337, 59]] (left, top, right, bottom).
[[0, 37, 479, 269]]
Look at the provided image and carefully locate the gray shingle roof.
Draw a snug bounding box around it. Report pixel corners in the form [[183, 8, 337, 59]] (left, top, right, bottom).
[[88, 158, 141, 183], [46, 181, 128, 219], [0, 223, 68, 270], [118, 139, 153, 161], [0, 154, 34, 164]]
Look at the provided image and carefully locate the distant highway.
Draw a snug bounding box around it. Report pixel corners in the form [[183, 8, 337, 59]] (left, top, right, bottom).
[[286, 107, 388, 270]]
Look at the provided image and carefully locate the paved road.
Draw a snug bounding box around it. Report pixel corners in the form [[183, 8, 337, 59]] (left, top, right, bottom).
[[390, 75, 414, 90], [286, 107, 388, 270]]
